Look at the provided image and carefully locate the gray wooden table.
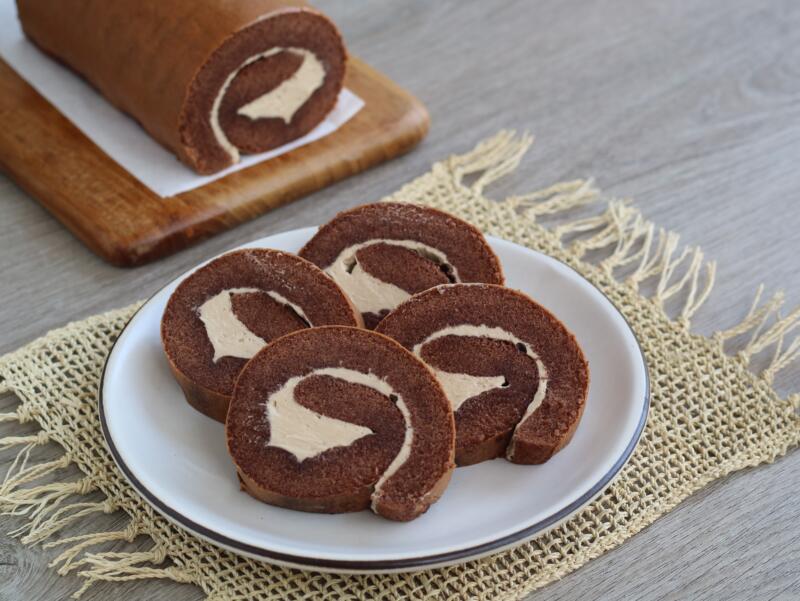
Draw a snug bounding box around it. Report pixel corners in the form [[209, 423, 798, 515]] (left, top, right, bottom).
[[2, 1, 799, 599]]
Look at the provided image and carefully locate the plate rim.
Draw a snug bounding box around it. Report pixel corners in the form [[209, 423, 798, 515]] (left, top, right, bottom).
[[99, 230, 650, 573]]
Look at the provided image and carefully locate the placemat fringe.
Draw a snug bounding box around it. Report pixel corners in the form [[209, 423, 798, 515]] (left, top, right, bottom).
[[46, 520, 142, 574], [547, 200, 717, 328], [0, 412, 190, 599], [507, 179, 599, 218], [712, 285, 800, 383], [0, 410, 21, 423], [2, 475, 92, 523], [0, 437, 65, 497], [70, 546, 194, 600], [445, 130, 534, 193]]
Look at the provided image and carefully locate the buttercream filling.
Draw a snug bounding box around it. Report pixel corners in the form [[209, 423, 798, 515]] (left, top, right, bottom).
[[263, 367, 414, 506], [431, 371, 507, 412], [325, 239, 459, 315], [210, 47, 325, 163], [197, 287, 310, 362], [412, 324, 549, 419]]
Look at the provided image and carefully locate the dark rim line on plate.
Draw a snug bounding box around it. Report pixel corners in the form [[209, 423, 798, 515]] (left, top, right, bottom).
[[98, 236, 651, 571]]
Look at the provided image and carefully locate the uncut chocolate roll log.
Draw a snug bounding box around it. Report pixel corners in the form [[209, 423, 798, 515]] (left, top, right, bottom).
[[227, 326, 456, 521], [17, 0, 346, 174], [299, 203, 504, 328], [376, 284, 589, 466], [161, 249, 361, 422]]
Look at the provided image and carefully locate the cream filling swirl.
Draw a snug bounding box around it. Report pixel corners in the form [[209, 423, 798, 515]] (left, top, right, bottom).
[[210, 47, 325, 163], [325, 239, 459, 315], [197, 287, 310, 362], [412, 324, 549, 420], [263, 367, 414, 506]]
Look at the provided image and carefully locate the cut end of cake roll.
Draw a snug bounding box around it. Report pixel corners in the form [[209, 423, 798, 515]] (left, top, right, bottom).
[[376, 284, 590, 466], [299, 202, 504, 328], [17, 1, 348, 176], [226, 326, 456, 521], [161, 248, 361, 422], [180, 7, 347, 173]]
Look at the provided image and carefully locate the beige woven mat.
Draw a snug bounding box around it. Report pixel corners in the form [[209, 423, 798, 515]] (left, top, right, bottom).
[[1, 132, 798, 600]]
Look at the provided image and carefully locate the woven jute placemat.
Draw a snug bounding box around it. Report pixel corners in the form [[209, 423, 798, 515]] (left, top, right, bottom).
[[1, 132, 798, 600]]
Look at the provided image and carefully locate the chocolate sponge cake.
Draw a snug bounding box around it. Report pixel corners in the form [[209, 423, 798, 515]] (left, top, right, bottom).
[[161, 249, 360, 422], [17, 0, 346, 174], [376, 284, 589, 466], [299, 203, 504, 328], [226, 326, 456, 521]]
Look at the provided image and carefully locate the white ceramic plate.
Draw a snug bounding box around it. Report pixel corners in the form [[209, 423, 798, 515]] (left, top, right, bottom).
[[100, 228, 649, 573]]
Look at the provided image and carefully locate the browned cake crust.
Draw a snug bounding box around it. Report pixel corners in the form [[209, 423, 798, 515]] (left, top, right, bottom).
[[161, 249, 361, 422], [226, 326, 456, 521], [299, 203, 504, 328], [376, 284, 590, 466], [16, 0, 346, 174]]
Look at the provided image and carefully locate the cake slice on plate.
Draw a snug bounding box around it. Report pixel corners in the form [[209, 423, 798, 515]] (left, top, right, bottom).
[[226, 326, 456, 521], [376, 284, 590, 466], [300, 203, 504, 328], [161, 248, 361, 422]]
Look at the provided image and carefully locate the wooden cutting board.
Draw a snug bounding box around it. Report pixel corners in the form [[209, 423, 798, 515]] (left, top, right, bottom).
[[0, 57, 429, 266]]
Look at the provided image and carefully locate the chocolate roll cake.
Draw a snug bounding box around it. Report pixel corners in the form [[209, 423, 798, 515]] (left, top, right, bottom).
[[226, 326, 456, 521], [17, 0, 346, 174], [376, 284, 589, 466], [161, 249, 361, 422], [300, 203, 504, 328]]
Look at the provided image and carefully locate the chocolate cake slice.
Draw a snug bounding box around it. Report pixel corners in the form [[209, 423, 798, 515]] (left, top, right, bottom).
[[161, 249, 360, 422], [226, 326, 456, 521], [376, 284, 589, 466], [17, 0, 346, 174], [299, 203, 504, 328]]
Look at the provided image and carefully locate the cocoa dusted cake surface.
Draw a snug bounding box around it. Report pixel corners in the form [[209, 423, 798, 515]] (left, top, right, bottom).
[[161, 248, 360, 422], [300, 203, 504, 328], [376, 284, 589, 466], [17, 0, 346, 174], [226, 326, 456, 521]]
